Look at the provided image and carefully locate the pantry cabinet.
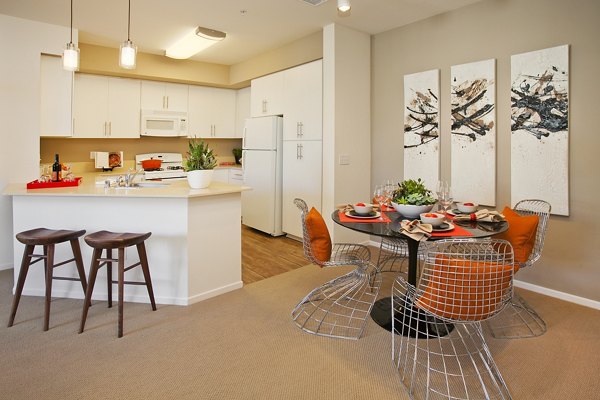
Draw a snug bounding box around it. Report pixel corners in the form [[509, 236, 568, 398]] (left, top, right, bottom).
[[250, 72, 284, 117], [188, 86, 236, 138], [73, 74, 140, 138], [141, 80, 188, 112], [40, 55, 73, 137], [282, 140, 323, 238], [282, 60, 322, 141]]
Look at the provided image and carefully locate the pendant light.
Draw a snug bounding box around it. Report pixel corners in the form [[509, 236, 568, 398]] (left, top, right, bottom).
[[63, 0, 79, 71], [119, 0, 137, 69], [337, 0, 351, 13]]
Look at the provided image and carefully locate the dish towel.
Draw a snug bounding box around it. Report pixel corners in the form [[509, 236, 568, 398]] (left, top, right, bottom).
[[399, 220, 432, 241], [453, 209, 505, 222]]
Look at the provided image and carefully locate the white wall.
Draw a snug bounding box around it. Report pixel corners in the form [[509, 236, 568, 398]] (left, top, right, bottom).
[[322, 24, 371, 243], [0, 14, 74, 270]]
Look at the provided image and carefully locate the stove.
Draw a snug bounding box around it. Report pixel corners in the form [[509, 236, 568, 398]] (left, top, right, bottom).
[[135, 153, 187, 180]]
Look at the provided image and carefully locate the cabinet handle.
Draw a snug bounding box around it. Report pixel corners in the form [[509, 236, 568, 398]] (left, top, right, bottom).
[[262, 99, 267, 114], [103, 121, 107, 136], [108, 121, 112, 136], [297, 122, 304, 138], [299, 143, 303, 160], [166, 96, 169, 109]]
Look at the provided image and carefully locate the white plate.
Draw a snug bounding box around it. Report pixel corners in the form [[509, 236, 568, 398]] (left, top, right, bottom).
[[344, 210, 381, 219], [432, 222, 455, 232]]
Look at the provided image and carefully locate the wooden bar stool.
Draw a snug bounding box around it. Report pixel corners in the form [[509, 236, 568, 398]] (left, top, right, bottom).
[[79, 230, 157, 338], [8, 228, 87, 331]]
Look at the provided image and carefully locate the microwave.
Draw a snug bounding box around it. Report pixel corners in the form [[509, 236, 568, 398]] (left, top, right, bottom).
[[141, 110, 188, 137]]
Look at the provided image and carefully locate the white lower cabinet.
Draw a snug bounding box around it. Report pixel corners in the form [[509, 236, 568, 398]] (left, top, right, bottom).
[[282, 140, 322, 238], [212, 169, 229, 183], [229, 168, 243, 185]]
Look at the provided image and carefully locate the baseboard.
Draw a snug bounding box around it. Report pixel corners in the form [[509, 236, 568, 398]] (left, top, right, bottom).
[[0, 263, 13, 271], [367, 239, 600, 311]]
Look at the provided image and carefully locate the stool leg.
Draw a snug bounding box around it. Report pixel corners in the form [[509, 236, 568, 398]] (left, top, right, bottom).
[[107, 249, 113, 308], [137, 242, 157, 311], [118, 248, 125, 338], [79, 248, 101, 334], [44, 244, 56, 331], [70, 239, 87, 294], [7, 244, 34, 327]]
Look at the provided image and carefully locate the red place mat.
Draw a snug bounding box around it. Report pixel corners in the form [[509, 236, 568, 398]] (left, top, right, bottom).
[[431, 223, 473, 237], [338, 211, 391, 223]]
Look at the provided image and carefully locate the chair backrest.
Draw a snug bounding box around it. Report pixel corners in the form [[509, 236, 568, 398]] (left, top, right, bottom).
[[415, 238, 515, 323], [514, 199, 551, 268], [294, 198, 328, 266]]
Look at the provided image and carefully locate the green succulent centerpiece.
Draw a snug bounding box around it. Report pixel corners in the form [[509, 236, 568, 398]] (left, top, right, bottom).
[[185, 138, 217, 171], [391, 178, 436, 218]]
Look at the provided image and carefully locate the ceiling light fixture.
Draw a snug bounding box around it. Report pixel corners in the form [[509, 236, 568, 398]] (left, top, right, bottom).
[[337, 0, 351, 13], [165, 26, 226, 59], [119, 0, 137, 69], [62, 0, 79, 71]]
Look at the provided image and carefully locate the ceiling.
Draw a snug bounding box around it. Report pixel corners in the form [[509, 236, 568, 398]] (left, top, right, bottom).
[[0, 0, 482, 65]]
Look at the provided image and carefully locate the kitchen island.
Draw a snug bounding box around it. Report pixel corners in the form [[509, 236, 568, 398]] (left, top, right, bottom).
[[3, 178, 249, 306]]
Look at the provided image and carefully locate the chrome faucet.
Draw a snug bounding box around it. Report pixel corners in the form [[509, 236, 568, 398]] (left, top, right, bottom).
[[123, 168, 143, 187]]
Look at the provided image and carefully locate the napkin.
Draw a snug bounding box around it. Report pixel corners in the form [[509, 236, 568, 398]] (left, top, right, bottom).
[[453, 209, 505, 222], [399, 219, 432, 241]]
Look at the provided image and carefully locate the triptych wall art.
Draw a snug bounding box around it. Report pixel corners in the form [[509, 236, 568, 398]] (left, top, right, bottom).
[[402, 44, 569, 215], [450, 58, 496, 206], [403, 69, 439, 191], [510, 45, 569, 216]]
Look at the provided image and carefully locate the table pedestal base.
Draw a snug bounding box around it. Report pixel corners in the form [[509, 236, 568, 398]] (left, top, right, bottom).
[[370, 297, 454, 338]]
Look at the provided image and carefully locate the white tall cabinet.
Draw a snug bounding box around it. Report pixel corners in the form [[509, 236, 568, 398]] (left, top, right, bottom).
[[188, 86, 236, 138], [73, 74, 141, 138], [250, 72, 284, 117], [281, 60, 323, 238]]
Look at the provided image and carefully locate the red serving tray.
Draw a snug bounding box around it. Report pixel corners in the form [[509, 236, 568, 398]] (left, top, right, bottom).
[[26, 177, 83, 189]]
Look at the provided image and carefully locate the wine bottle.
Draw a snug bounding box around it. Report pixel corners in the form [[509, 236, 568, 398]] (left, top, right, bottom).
[[52, 154, 62, 182]]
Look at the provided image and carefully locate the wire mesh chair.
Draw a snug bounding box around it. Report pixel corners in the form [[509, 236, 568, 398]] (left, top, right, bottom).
[[486, 199, 551, 339], [392, 238, 515, 400], [291, 198, 382, 340], [376, 237, 426, 276]]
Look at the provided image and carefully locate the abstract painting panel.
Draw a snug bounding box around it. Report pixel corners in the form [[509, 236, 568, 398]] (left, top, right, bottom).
[[404, 69, 439, 190], [450, 59, 496, 206], [511, 45, 569, 215]]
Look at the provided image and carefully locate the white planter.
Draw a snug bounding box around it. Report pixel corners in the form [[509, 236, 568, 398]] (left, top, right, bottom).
[[187, 169, 213, 189], [391, 202, 435, 219]]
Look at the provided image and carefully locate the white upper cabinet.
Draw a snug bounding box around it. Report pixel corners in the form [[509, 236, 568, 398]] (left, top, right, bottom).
[[40, 55, 73, 137], [282, 60, 323, 141], [73, 74, 140, 138], [235, 87, 250, 138], [250, 72, 284, 117], [188, 86, 236, 138], [141, 80, 188, 112]]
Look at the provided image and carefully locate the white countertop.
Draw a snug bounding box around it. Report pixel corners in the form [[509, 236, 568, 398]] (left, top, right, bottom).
[[3, 174, 250, 199]]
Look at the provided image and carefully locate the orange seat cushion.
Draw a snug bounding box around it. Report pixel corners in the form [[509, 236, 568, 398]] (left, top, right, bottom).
[[494, 206, 539, 264], [415, 256, 513, 321], [305, 207, 332, 263]]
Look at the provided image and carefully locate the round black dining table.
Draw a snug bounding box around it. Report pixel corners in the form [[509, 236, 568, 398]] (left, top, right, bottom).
[[332, 209, 509, 337]]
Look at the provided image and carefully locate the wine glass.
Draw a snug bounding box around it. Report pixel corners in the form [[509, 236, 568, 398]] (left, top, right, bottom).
[[372, 185, 386, 208], [439, 186, 454, 215]]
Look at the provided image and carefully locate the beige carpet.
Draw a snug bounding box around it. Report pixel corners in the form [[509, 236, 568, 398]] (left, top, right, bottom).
[[1, 266, 599, 400]]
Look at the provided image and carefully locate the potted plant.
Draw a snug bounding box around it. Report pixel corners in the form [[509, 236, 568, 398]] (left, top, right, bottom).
[[391, 178, 436, 218], [185, 138, 217, 189]]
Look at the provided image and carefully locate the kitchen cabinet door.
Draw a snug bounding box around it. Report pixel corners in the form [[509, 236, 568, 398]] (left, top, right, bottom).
[[40, 55, 73, 137], [228, 168, 243, 185], [188, 86, 236, 138], [212, 168, 229, 183], [250, 71, 284, 117], [141, 80, 188, 112], [73, 74, 108, 138], [282, 140, 322, 238], [235, 87, 250, 138], [107, 77, 140, 138], [283, 60, 323, 141]]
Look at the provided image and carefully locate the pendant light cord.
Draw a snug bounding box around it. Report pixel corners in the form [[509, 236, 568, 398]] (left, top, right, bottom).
[[70, 0, 73, 43], [127, 0, 131, 41]]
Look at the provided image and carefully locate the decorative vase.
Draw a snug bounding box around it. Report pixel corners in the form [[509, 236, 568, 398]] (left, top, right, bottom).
[[391, 202, 435, 219], [187, 169, 213, 189]]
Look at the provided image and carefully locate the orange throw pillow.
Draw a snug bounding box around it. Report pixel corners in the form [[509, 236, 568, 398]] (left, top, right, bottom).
[[494, 206, 539, 264], [416, 256, 513, 321], [305, 207, 332, 263]]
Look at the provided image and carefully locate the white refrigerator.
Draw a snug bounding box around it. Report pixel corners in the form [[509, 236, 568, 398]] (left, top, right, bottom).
[[242, 116, 284, 236]]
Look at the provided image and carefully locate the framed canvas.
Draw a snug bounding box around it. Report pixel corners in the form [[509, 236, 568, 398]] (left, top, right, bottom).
[[450, 58, 496, 206], [403, 69, 439, 190], [511, 45, 569, 215]]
